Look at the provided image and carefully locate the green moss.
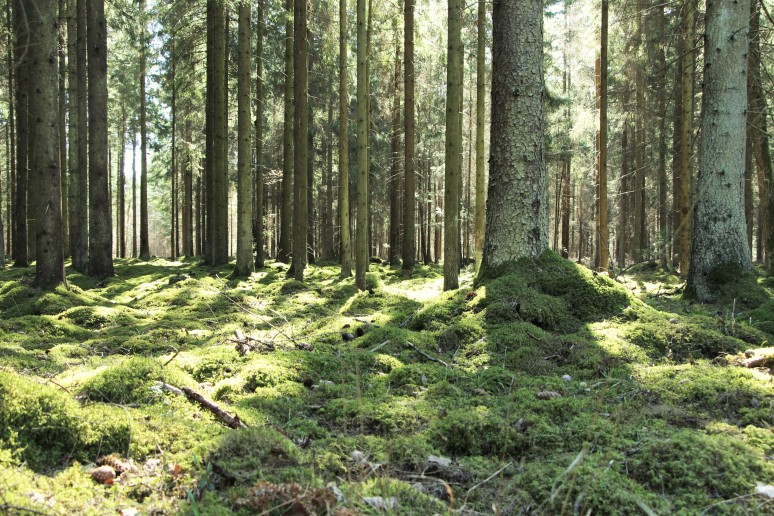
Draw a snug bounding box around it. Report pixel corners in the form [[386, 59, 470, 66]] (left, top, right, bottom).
[[83, 357, 192, 404], [209, 427, 303, 483]]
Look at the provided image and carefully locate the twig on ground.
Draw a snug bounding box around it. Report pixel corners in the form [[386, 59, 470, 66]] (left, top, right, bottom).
[[162, 345, 181, 367], [461, 462, 512, 508], [406, 341, 452, 368], [369, 340, 390, 353]]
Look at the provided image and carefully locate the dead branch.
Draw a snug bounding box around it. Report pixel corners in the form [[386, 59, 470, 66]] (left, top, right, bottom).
[[406, 341, 452, 368], [157, 382, 246, 429]]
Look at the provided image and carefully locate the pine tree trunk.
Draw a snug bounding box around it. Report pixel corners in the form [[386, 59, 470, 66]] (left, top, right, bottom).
[[355, 0, 369, 290], [402, 0, 416, 270], [87, 0, 114, 277], [291, 0, 308, 280], [29, 0, 67, 287], [132, 133, 137, 257], [678, 2, 695, 276], [12, 0, 29, 267], [211, 0, 228, 266], [170, 34, 178, 260], [338, 0, 352, 277], [183, 124, 193, 257], [5, 0, 14, 260], [118, 114, 126, 258], [254, 0, 265, 268], [139, 0, 150, 261], [443, 0, 462, 290], [656, 1, 668, 268], [59, 0, 68, 255], [632, 0, 645, 263], [279, 0, 293, 264], [474, 0, 486, 271], [389, 20, 401, 267], [235, 1, 254, 276], [687, 0, 752, 301], [597, 0, 609, 271], [480, 0, 546, 272]]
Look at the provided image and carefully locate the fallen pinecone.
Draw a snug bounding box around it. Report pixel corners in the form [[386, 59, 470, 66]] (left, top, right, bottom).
[[96, 454, 136, 475], [91, 465, 117, 484]]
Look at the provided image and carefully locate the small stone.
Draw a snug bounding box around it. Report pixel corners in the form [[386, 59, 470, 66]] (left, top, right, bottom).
[[562, 374, 572, 382], [669, 318, 679, 324]]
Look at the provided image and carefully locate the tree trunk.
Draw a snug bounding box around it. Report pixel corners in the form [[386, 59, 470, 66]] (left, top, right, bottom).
[[678, 2, 695, 276], [632, 0, 645, 263], [444, 0, 462, 290], [355, 0, 369, 289], [480, 0, 546, 272], [687, 0, 753, 301], [132, 133, 137, 257], [254, 0, 265, 268], [291, 0, 309, 280], [87, 0, 113, 277], [59, 0, 68, 255], [139, 0, 150, 261], [597, 0, 609, 271], [5, 0, 14, 260], [389, 19, 401, 267], [279, 0, 293, 264], [402, 0, 415, 270], [13, 0, 29, 267], [29, 0, 67, 288], [170, 33, 178, 260], [656, 1, 668, 268], [211, 0, 228, 266], [339, 0, 352, 276], [474, 0, 486, 271], [234, 1, 253, 276], [118, 114, 126, 258]]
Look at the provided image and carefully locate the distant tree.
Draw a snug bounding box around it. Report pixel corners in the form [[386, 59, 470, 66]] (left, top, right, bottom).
[[139, 0, 150, 261], [677, 0, 695, 276], [71, 0, 88, 271], [480, 0, 546, 273], [29, 0, 67, 288], [443, 0, 462, 290], [474, 0, 486, 271], [235, 0, 254, 276], [596, 0, 608, 272], [278, 0, 293, 264], [254, 0, 265, 268], [687, 0, 752, 301], [12, 0, 29, 267], [389, 15, 401, 267]]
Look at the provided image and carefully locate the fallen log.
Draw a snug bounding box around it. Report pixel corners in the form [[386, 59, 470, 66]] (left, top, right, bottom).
[[157, 382, 247, 429]]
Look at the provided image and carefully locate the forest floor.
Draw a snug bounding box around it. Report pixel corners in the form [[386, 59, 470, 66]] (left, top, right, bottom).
[[0, 253, 773, 515]]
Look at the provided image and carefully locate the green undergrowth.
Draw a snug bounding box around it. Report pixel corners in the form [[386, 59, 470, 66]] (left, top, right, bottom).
[[0, 253, 773, 514]]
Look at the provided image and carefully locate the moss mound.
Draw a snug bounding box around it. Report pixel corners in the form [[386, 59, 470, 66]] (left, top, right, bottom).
[[83, 357, 191, 404]]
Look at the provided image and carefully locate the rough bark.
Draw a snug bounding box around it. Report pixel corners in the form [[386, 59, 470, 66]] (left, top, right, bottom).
[[480, 0, 546, 272], [474, 0, 486, 271], [59, 0, 68, 254], [278, 0, 293, 263], [291, 0, 308, 281], [443, 0, 462, 290], [597, 0, 609, 271], [87, 0, 113, 277], [139, 0, 150, 261], [355, 0, 368, 290], [339, 0, 352, 277], [13, 0, 28, 267], [402, 0, 415, 270], [389, 20, 401, 267], [655, 1, 668, 268], [678, 2, 695, 276], [29, 0, 67, 288], [211, 0, 228, 266], [687, 0, 753, 301], [234, 2, 253, 276], [254, 0, 265, 268]]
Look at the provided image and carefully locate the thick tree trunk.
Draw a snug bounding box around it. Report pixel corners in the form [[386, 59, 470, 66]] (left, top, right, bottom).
[[656, 2, 668, 268], [279, 0, 293, 264], [59, 0, 68, 255], [5, 0, 14, 259], [29, 0, 67, 288], [678, 2, 695, 277], [402, 0, 415, 270], [13, 0, 29, 267], [291, 0, 308, 280], [480, 0, 546, 272], [443, 0, 462, 290], [687, 0, 753, 301], [87, 0, 113, 277], [338, 0, 352, 277], [211, 0, 228, 266], [632, 0, 645, 263], [355, 0, 368, 290], [235, 2, 253, 276]]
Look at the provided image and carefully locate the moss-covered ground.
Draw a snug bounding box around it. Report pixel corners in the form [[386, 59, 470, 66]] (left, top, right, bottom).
[[0, 253, 772, 514]]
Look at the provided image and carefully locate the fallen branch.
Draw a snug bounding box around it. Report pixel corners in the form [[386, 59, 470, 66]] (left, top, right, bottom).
[[461, 462, 512, 508], [157, 382, 246, 429], [744, 355, 774, 368], [369, 340, 391, 353], [406, 341, 452, 368]]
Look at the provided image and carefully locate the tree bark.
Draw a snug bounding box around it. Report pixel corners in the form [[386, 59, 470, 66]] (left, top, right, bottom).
[[278, 0, 293, 264], [87, 0, 113, 277], [139, 0, 150, 261], [254, 0, 265, 268], [211, 0, 228, 266], [234, 2, 253, 276], [655, 1, 668, 268], [338, 0, 352, 276], [291, 0, 308, 280], [443, 0, 462, 290], [480, 0, 546, 273], [402, 0, 415, 270], [355, 0, 369, 290], [13, 0, 29, 267], [389, 18, 401, 267], [678, 1, 695, 277], [59, 0, 68, 255], [687, 0, 753, 301], [597, 0, 609, 271], [29, 0, 67, 288], [474, 0, 486, 271]]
